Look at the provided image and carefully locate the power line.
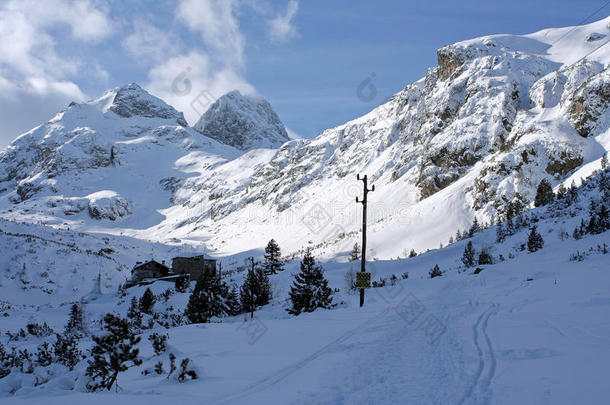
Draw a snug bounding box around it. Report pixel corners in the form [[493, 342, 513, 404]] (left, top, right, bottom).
[[551, 1, 610, 46]]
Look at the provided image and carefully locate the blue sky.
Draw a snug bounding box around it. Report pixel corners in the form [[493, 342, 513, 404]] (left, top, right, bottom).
[[0, 0, 608, 147]]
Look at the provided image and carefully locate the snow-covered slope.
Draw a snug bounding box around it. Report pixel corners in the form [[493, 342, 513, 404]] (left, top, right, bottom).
[[1, 167, 609, 404], [0, 83, 240, 236], [193, 90, 290, 151], [1, 18, 610, 261], [157, 17, 610, 258]]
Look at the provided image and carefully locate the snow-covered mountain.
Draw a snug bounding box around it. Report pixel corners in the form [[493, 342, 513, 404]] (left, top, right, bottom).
[[1, 18, 609, 260], [193, 90, 290, 151], [1, 165, 609, 403]]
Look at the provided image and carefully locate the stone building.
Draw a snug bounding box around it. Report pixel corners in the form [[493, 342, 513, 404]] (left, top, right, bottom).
[[171, 255, 217, 281], [131, 260, 170, 283]]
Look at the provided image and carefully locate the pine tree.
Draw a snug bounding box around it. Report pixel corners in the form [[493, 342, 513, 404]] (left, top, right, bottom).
[[65, 303, 85, 338], [53, 332, 82, 370], [0, 342, 9, 378], [556, 183, 567, 200], [348, 243, 360, 262], [478, 250, 493, 265], [527, 226, 544, 252], [287, 249, 333, 315], [184, 269, 227, 324], [602, 153, 608, 170], [496, 222, 506, 243], [534, 179, 554, 207], [262, 239, 284, 274], [175, 276, 190, 293], [461, 241, 476, 267], [429, 264, 442, 278], [255, 267, 272, 307], [148, 333, 168, 355], [226, 285, 242, 316], [127, 296, 143, 329], [240, 267, 257, 318], [139, 288, 156, 315], [468, 217, 480, 237], [408, 249, 417, 258], [36, 342, 53, 367], [86, 313, 142, 391]]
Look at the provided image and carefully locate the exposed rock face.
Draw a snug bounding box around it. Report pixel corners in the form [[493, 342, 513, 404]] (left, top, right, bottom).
[[567, 68, 610, 138], [87, 192, 131, 221], [108, 83, 188, 126], [437, 47, 465, 81], [1, 18, 609, 258], [193, 90, 289, 151]]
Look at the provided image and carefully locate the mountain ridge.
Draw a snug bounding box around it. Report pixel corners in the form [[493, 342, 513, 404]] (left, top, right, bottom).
[[0, 17, 609, 259]]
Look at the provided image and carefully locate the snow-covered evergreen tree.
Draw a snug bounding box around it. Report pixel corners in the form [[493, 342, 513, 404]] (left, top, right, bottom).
[[348, 243, 360, 262], [468, 217, 480, 237], [534, 179, 554, 207], [86, 313, 142, 391], [602, 153, 608, 170], [255, 267, 272, 307], [127, 296, 143, 329], [64, 302, 85, 337], [139, 288, 156, 315], [287, 249, 333, 315], [263, 239, 284, 274], [36, 342, 53, 367], [461, 241, 476, 267], [53, 332, 82, 371], [0, 342, 9, 378], [478, 250, 493, 265], [240, 268, 257, 317], [527, 226, 544, 252], [226, 285, 242, 316], [184, 269, 228, 324]]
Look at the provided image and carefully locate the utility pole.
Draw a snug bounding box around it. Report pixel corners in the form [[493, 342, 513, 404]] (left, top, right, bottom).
[[356, 174, 374, 307]]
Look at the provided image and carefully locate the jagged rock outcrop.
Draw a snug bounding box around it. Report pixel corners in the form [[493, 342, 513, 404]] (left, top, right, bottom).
[[193, 90, 289, 151]]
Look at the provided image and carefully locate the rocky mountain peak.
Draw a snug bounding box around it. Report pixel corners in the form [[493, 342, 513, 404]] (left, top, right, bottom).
[[94, 83, 188, 126], [193, 90, 289, 151]]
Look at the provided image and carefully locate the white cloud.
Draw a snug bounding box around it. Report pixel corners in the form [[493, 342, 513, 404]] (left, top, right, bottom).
[[145, 51, 255, 125], [268, 0, 299, 43], [124, 19, 179, 63], [145, 0, 256, 124], [0, 0, 111, 146], [176, 0, 245, 69]]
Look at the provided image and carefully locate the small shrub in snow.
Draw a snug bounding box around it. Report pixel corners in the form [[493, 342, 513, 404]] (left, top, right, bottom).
[[429, 264, 442, 279], [35, 342, 53, 367], [148, 333, 168, 355], [53, 332, 82, 371], [26, 322, 54, 338], [174, 276, 190, 293], [154, 361, 164, 375], [177, 358, 197, 382]]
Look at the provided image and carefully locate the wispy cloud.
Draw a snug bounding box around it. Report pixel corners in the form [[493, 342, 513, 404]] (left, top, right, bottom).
[[0, 0, 112, 145], [268, 0, 299, 43]]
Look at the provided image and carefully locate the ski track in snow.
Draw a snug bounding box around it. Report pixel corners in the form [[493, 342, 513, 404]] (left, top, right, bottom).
[[458, 304, 498, 405], [209, 308, 392, 405]]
